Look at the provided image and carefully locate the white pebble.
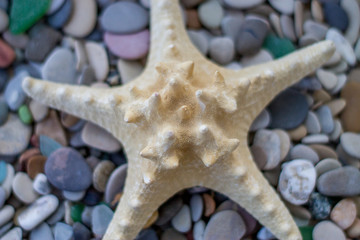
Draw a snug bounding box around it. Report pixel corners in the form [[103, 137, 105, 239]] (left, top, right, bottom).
[[33, 173, 51, 195], [326, 28, 356, 66]]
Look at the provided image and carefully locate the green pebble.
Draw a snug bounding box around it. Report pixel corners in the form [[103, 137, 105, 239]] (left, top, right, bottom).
[[71, 203, 85, 223], [262, 34, 296, 59], [10, 0, 51, 34], [18, 105, 33, 124], [299, 226, 314, 240]]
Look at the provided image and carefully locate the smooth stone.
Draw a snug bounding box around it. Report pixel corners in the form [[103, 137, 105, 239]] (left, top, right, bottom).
[[315, 158, 341, 177], [47, 202, 65, 225], [81, 122, 121, 152], [252, 129, 281, 170], [203, 193, 215, 217], [93, 160, 115, 193], [241, 49, 273, 67], [63, 0, 97, 37], [326, 99, 346, 116], [36, 111, 67, 146], [18, 195, 59, 231], [171, 205, 191, 233], [39, 135, 62, 157], [186, 9, 201, 29], [47, 0, 73, 29], [257, 227, 276, 240], [78, 65, 96, 85], [161, 228, 186, 240], [0, 161, 5, 185], [9, 0, 50, 34], [224, 0, 264, 9], [18, 104, 32, 125], [47, 0, 65, 14], [45, 147, 92, 191], [203, 210, 246, 240], [330, 198, 357, 229], [85, 42, 109, 82], [342, 0, 360, 44], [193, 220, 205, 240], [280, 14, 296, 42], [155, 197, 183, 226], [268, 89, 308, 130], [81, 206, 92, 228], [236, 16, 269, 55], [0, 0, 6, 10], [209, 37, 234, 65], [117, 59, 143, 84], [187, 30, 208, 55], [221, 13, 244, 41], [302, 134, 329, 144], [29, 223, 53, 240], [104, 164, 127, 204], [0, 114, 31, 156], [251, 145, 267, 171], [136, 229, 158, 240], [323, 2, 348, 32], [269, 0, 294, 14], [27, 155, 46, 179], [0, 187, 5, 209], [198, 0, 223, 29], [0, 227, 22, 240], [249, 109, 271, 131], [1, 164, 14, 198], [0, 69, 7, 91], [0, 39, 16, 68], [2, 31, 28, 49], [316, 68, 338, 90], [63, 190, 85, 202], [308, 192, 331, 220], [104, 30, 150, 60], [303, 20, 328, 40], [312, 0, 324, 22], [305, 111, 321, 134], [341, 81, 360, 131], [4, 71, 28, 111], [294, 77, 322, 91], [73, 222, 91, 240], [0, 100, 8, 126], [91, 204, 113, 237], [33, 173, 51, 195], [340, 132, 360, 158], [100, 1, 148, 34], [0, 205, 14, 227], [310, 144, 338, 160], [0, 9, 8, 32], [54, 222, 73, 240], [12, 172, 38, 204], [317, 166, 360, 196], [326, 28, 356, 66], [190, 194, 203, 222], [42, 48, 77, 84], [263, 34, 296, 58], [316, 106, 334, 134], [278, 159, 316, 205], [313, 221, 346, 240]]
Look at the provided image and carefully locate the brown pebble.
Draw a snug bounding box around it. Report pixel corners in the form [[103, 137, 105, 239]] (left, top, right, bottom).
[[27, 155, 47, 179], [309, 144, 338, 160], [287, 125, 307, 141], [341, 82, 360, 132], [313, 89, 331, 104], [0, 38, 15, 68], [143, 210, 159, 229], [346, 218, 360, 238], [330, 198, 357, 230], [18, 148, 41, 172], [111, 192, 123, 207], [326, 99, 346, 116], [203, 193, 216, 217], [186, 9, 201, 29], [35, 110, 68, 146], [30, 134, 40, 148], [93, 160, 115, 192], [60, 112, 80, 128]]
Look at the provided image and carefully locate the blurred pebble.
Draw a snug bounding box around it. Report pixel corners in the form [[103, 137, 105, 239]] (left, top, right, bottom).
[[33, 173, 51, 195], [190, 194, 203, 222], [156, 197, 183, 226], [171, 205, 191, 233], [193, 220, 205, 240], [0, 100, 8, 126], [252, 129, 281, 170], [63, 190, 85, 202], [12, 172, 38, 204], [323, 2, 348, 32], [4, 71, 28, 111], [1, 227, 22, 240], [73, 222, 91, 240], [104, 164, 127, 204], [188, 30, 208, 55], [326, 28, 356, 66], [29, 222, 53, 240], [289, 144, 319, 164], [346, 218, 360, 238], [340, 132, 360, 158], [0, 205, 14, 228], [93, 160, 115, 193], [47, 0, 73, 29], [312, 220, 346, 240], [308, 192, 331, 220], [117, 59, 143, 84], [136, 228, 158, 240], [340, 81, 360, 132], [54, 222, 74, 240], [330, 198, 357, 229], [85, 42, 109, 82], [250, 109, 270, 131], [305, 111, 321, 134], [198, 0, 223, 29], [315, 158, 341, 178], [0, 9, 8, 32], [269, 0, 294, 14], [39, 135, 62, 157], [209, 37, 234, 65], [91, 204, 113, 237], [161, 228, 186, 240]]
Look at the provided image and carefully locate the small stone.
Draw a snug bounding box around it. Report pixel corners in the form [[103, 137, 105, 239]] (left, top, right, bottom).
[[190, 194, 203, 222], [241, 49, 273, 67], [257, 227, 276, 240], [93, 160, 115, 193], [46, 201, 65, 225], [346, 218, 360, 238], [171, 205, 191, 233], [156, 197, 183, 226], [47, 0, 73, 29], [29, 223, 53, 240], [305, 111, 321, 134], [71, 203, 85, 223], [161, 228, 186, 240], [81, 206, 93, 228], [263, 34, 296, 58], [100, 1, 149, 34], [316, 106, 334, 134], [63, 190, 85, 202], [33, 173, 51, 195], [317, 166, 360, 196], [326, 28, 356, 66], [193, 220, 205, 240], [9, 0, 51, 34], [2, 31, 29, 49], [85, 42, 109, 82], [54, 222, 74, 240], [316, 68, 338, 90], [73, 222, 91, 240], [252, 129, 281, 170], [0, 161, 6, 184], [39, 135, 62, 157], [4, 71, 28, 111], [12, 172, 38, 204], [341, 0, 360, 45], [26, 155, 46, 179], [198, 0, 223, 29], [203, 193, 216, 217], [0, 205, 14, 227], [209, 37, 234, 65], [313, 221, 346, 240], [1, 227, 22, 240], [323, 3, 349, 32], [187, 30, 208, 56], [223, 0, 264, 9], [330, 198, 357, 229], [250, 109, 271, 131], [47, 0, 65, 14], [104, 164, 127, 204], [280, 14, 296, 42], [325, 99, 346, 116], [18, 195, 59, 231], [18, 105, 32, 125], [310, 144, 338, 160], [117, 59, 143, 85], [1, 164, 14, 198], [269, 0, 294, 14], [29, 100, 48, 122], [302, 134, 329, 144], [341, 81, 360, 132], [278, 159, 316, 205], [289, 144, 319, 164], [0, 9, 8, 32], [221, 13, 243, 41], [91, 204, 113, 237], [273, 129, 291, 161], [186, 9, 201, 29], [340, 132, 360, 158], [36, 111, 67, 146], [0, 99, 8, 126], [315, 158, 341, 177], [203, 210, 246, 240], [308, 192, 331, 220]]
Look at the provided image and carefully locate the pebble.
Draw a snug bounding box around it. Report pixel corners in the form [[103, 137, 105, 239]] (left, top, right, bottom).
[[104, 164, 127, 204], [47, 0, 65, 15], [93, 160, 115, 192], [63, 0, 97, 37], [187, 30, 208, 56], [0, 227, 22, 240], [171, 205, 191, 233], [26, 154, 46, 179], [326, 99, 346, 116], [263, 34, 295, 58], [289, 144, 319, 164], [100, 1, 148, 34], [308, 192, 331, 220], [36, 110, 67, 146], [280, 14, 296, 42], [63, 190, 85, 202], [187, 9, 201, 29], [4, 71, 28, 111], [241, 49, 273, 67], [1, 164, 14, 199], [341, 81, 360, 131], [33, 173, 51, 195], [91, 204, 113, 237], [330, 198, 357, 229], [346, 218, 360, 238], [18, 104, 32, 124], [198, 0, 223, 29], [189, 194, 203, 222], [305, 111, 321, 134], [202, 193, 215, 217], [156, 197, 183, 226], [54, 222, 74, 240], [47, 0, 73, 29], [302, 134, 329, 144], [2, 31, 28, 49], [342, 0, 360, 44], [278, 159, 316, 205], [29, 223, 53, 240], [257, 227, 276, 240], [316, 68, 338, 90], [310, 144, 338, 160], [315, 158, 341, 177], [18, 195, 58, 230], [81, 122, 121, 152], [45, 147, 92, 191], [39, 135, 62, 157], [104, 30, 150, 60], [326, 28, 356, 66], [0, 114, 32, 156], [269, 0, 294, 14], [0, 205, 14, 227], [313, 220, 346, 240], [193, 220, 205, 240], [0, 100, 8, 126], [323, 2, 348, 32], [73, 222, 91, 240], [209, 37, 234, 65], [0, 9, 8, 32], [85, 42, 109, 82], [221, 13, 243, 41], [9, 0, 50, 34], [268, 89, 308, 129], [317, 166, 360, 196], [340, 132, 360, 158], [316, 106, 334, 134], [161, 228, 186, 240], [12, 172, 38, 204], [249, 109, 271, 131], [117, 59, 143, 84], [236, 16, 269, 55], [252, 129, 281, 170], [203, 210, 246, 240], [223, 0, 264, 9], [0, 188, 4, 209], [42, 48, 77, 84]]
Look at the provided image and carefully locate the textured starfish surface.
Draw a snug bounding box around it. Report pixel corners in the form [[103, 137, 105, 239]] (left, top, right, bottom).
[[22, 0, 335, 239]]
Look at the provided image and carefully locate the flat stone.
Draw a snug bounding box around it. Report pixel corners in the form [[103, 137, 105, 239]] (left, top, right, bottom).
[[257, 227, 276, 240], [47, 0, 73, 29], [45, 147, 92, 191], [326, 99, 346, 116], [280, 14, 296, 42], [85, 42, 109, 82], [186, 9, 201, 29], [93, 160, 115, 192], [289, 144, 319, 164], [198, 0, 223, 29], [317, 166, 360, 196], [91, 204, 113, 237], [303, 20, 328, 40], [187, 30, 208, 55], [161, 228, 186, 240], [171, 204, 191, 233], [241, 49, 273, 67], [104, 164, 127, 204], [193, 220, 205, 240], [4, 71, 28, 111], [326, 28, 356, 66], [315, 158, 341, 177], [36, 111, 67, 146], [47, 0, 65, 15], [46, 201, 65, 225], [1, 227, 22, 240], [316, 68, 338, 90], [29, 100, 48, 122], [54, 222, 73, 240], [310, 144, 338, 160], [323, 2, 348, 32], [330, 198, 357, 229], [203, 210, 246, 240], [316, 105, 334, 134], [117, 59, 143, 84], [2, 31, 29, 49], [341, 81, 360, 131], [73, 222, 91, 240], [252, 129, 281, 170], [203, 193, 216, 217], [18, 195, 59, 231], [313, 220, 346, 240], [63, 190, 85, 202], [0, 99, 8, 126], [342, 0, 360, 44], [308, 192, 331, 220], [250, 109, 271, 131], [263, 33, 296, 58], [209, 37, 234, 65], [305, 111, 321, 134], [27, 155, 46, 179], [346, 218, 360, 238], [33, 173, 51, 195], [63, 0, 97, 37], [12, 172, 38, 204], [1, 164, 14, 199], [190, 194, 203, 222], [340, 132, 360, 158], [224, 0, 264, 9], [0, 114, 31, 156], [0, 8, 8, 32], [0, 205, 14, 227], [269, 0, 294, 14], [156, 197, 183, 226], [39, 135, 62, 158], [100, 1, 148, 34], [302, 134, 329, 144], [29, 223, 53, 240], [221, 13, 244, 41], [278, 159, 316, 205]]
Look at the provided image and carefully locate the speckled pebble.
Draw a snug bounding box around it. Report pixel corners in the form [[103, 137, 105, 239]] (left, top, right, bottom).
[[308, 192, 331, 220]]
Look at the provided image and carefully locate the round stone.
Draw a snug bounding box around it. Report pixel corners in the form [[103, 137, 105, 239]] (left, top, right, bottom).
[[341, 0, 360, 44], [317, 166, 360, 196], [203, 193, 216, 217], [33, 173, 51, 195], [12, 172, 38, 204], [330, 198, 357, 229], [93, 160, 115, 192], [1, 164, 14, 198], [346, 218, 360, 238], [221, 13, 244, 41], [73, 222, 91, 240], [63, 190, 85, 202], [326, 28, 356, 66], [47, 0, 73, 29], [273, 129, 291, 161], [305, 111, 321, 134], [190, 194, 203, 222], [340, 132, 360, 158], [100, 1, 148, 34], [4, 71, 28, 111], [209, 37, 234, 65], [91, 204, 113, 237], [323, 3, 348, 32], [252, 129, 281, 170], [250, 109, 271, 131], [0, 205, 14, 227], [198, 0, 223, 29], [1, 227, 22, 240], [313, 221, 346, 240], [308, 192, 331, 220], [54, 222, 74, 240], [268, 89, 308, 129], [29, 223, 53, 240], [104, 164, 127, 203], [104, 30, 150, 60], [193, 220, 205, 240], [341, 81, 360, 132], [315, 158, 342, 177], [187, 30, 208, 56], [269, 0, 294, 14], [278, 159, 316, 205], [85, 42, 109, 82], [171, 205, 191, 233], [280, 15, 296, 42], [63, 0, 97, 37], [45, 147, 92, 191], [316, 68, 338, 90], [203, 210, 246, 240], [156, 197, 183, 226], [0, 8, 8, 32], [326, 99, 346, 116]]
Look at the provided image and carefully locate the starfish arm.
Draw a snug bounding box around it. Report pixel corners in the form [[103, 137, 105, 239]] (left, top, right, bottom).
[[236, 40, 335, 122], [205, 146, 301, 240], [22, 77, 124, 130]]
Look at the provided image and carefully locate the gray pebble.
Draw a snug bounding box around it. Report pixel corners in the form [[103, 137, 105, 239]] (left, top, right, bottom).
[[0, 0, 7, 10], [188, 30, 208, 56], [313, 220, 346, 240], [156, 197, 183, 226], [252, 129, 281, 170], [193, 220, 205, 240], [73, 222, 91, 240], [302, 134, 330, 144], [289, 144, 319, 164], [0, 9, 8, 33], [48, 0, 73, 29], [4, 71, 28, 111], [81, 206, 93, 228], [0, 223, 13, 238], [315, 158, 342, 178], [305, 111, 321, 134], [2, 31, 29, 49], [224, 0, 265, 9], [0, 187, 5, 209], [29, 223, 53, 240], [0, 227, 22, 240], [171, 205, 191, 233], [105, 164, 127, 204], [46, 201, 65, 225], [198, 0, 224, 29], [221, 13, 244, 41], [91, 204, 113, 237], [0, 205, 14, 228], [190, 194, 203, 222], [54, 222, 73, 240], [209, 37, 234, 65], [0, 100, 8, 126], [340, 132, 360, 158], [316, 106, 334, 134], [257, 227, 276, 240], [136, 229, 158, 240], [250, 109, 270, 131]]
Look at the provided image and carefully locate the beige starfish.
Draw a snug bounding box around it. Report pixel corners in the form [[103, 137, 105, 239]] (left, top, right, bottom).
[[22, 0, 335, 239]]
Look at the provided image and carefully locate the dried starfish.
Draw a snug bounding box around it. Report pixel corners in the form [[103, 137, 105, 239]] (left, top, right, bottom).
[[22, 0, 335, 239]]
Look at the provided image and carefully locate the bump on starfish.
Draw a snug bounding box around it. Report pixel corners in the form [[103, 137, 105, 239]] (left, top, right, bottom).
[[22, 0, 335, 239]]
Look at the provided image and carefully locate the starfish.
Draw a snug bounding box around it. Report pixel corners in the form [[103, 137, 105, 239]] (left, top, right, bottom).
[[22, 0, 335, 239]]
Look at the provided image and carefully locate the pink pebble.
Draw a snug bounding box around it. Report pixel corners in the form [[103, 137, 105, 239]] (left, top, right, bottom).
[[104, 30, 150, 60], [0, 38, 15, 68]]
